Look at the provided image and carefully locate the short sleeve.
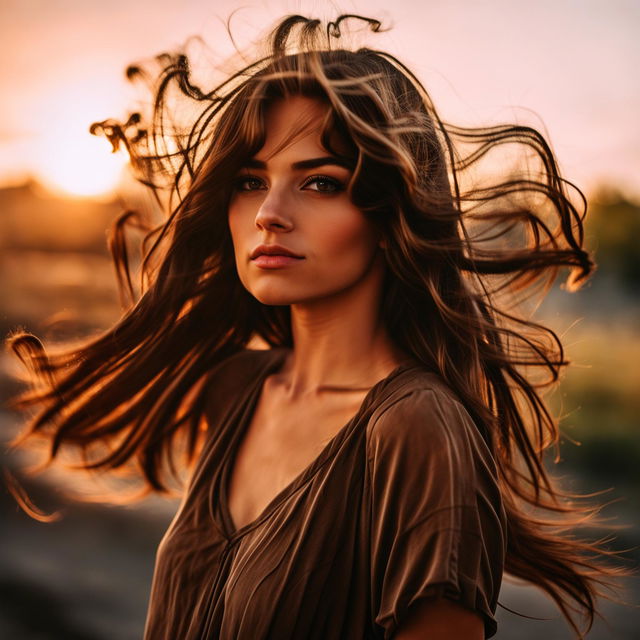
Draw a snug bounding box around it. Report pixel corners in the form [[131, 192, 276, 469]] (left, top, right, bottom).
[[367, 387, 506, 639]]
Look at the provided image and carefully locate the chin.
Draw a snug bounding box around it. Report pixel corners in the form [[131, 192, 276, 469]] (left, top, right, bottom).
[[247, 279, 336, 307], [247, 282, 299, 306], [252, 292, 297, 306]]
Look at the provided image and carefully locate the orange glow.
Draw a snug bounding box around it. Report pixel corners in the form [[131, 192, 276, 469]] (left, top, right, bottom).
[[37, 125, 129, 199]]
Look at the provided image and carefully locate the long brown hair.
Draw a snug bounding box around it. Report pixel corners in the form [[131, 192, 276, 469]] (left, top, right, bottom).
[[7, 14, 623, 636]]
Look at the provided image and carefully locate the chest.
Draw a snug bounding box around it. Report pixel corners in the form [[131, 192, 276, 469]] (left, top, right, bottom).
[[149, 398, 375, 640], [226, 387, 368, 532]]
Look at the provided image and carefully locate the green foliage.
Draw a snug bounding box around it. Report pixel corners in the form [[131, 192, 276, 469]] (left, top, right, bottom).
[[586, 189, 640, 293], [547, 326, 640, 496]]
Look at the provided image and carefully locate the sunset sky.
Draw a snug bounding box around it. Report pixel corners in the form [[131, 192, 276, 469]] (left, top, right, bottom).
[[1, 0, 638, 199]]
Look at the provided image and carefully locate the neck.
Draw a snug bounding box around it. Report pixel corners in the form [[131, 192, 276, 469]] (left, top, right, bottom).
[[275, 258, 409, 399]]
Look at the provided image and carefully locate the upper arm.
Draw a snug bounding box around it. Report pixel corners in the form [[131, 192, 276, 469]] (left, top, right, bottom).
[[393, 597, 485, 640], [367, 387, 506, 639]]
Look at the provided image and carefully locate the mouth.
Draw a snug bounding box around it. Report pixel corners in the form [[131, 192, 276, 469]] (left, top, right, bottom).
[[251, 253, 305, 269], [252, 253, 304, 269], [250, 244, 304, 260], [249, 243, 305, 269]]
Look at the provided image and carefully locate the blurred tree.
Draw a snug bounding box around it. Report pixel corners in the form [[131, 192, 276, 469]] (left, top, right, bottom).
[[586, 188, 640, 294]]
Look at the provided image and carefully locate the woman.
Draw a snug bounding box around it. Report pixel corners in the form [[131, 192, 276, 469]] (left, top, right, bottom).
[[8, 14, 621, 639]]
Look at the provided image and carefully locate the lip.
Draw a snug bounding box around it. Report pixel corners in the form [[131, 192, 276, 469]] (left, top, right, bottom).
[[250, 244, 304, 260], [252, 254, 304, 269]]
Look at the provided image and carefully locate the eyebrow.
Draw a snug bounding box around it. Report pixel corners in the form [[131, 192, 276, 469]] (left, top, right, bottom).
[[242, 156, 354, 171]]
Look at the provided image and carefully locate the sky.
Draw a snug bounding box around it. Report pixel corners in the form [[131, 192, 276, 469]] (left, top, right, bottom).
[[1, 0, 638, 199]]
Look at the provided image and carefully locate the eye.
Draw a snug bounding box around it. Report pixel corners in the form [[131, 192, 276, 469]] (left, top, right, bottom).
[[234, 175, 266, 192], [301, 175, 345, 193]]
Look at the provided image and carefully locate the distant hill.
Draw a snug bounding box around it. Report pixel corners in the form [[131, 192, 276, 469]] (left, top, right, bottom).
[[0, 181, 121, 254]]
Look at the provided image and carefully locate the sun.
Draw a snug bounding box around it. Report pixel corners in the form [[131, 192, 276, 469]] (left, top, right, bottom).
[[38, 124, 129, 199]]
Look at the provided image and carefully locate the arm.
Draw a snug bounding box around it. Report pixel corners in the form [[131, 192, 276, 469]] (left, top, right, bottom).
[[368, 387, 505, 640], [394, 598, 484, 640]]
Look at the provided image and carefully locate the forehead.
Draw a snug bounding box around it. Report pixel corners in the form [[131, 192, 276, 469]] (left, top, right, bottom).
[[265, 95, 327, 131], [255, 95, 346, 161]]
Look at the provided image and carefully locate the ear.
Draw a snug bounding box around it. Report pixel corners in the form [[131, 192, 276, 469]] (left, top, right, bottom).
[[375, 225, 387, 250]]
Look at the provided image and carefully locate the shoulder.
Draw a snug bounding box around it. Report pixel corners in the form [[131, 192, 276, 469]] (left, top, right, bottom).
[[208, 347, 285, 385], [366, 373, 500, 500], [202, 347, 287, 428], [366, 371, 506, 639], [215, 346, 285, 371], [367, 372, 487, 458]]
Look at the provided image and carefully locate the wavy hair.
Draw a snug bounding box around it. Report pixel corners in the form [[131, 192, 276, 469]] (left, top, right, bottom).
[[7, 14, 623, 637]]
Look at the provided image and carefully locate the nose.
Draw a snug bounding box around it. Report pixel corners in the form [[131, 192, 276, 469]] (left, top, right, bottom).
[[254, 186, 294, 232]]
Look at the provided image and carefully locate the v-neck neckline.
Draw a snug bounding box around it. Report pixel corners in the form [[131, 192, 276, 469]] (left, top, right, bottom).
[[219, 348, 419, 540]]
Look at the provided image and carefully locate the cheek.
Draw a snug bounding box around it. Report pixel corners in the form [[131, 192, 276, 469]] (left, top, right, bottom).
[[316, 210, 378, 263], [226, 209, 250, 282], [227, 207, 240, 246], [227, 207, 248, 256]]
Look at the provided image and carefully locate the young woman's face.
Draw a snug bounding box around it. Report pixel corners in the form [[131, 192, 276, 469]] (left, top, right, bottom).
[[227, 95, 384, 307]]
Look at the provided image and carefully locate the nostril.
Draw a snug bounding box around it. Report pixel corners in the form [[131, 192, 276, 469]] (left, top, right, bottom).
[[255, 210, 293, 231]]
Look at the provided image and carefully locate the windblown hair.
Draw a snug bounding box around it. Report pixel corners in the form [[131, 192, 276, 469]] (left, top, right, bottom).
[[7, 14, 623, 637]]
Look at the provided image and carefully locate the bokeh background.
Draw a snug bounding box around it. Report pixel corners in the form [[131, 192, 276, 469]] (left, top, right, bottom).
[[1, 0, 638, 638]]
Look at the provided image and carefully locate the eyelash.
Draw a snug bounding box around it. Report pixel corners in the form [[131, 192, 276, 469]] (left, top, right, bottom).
[[301, 174, 345, 193], [234, 174, 345, 194], [234, 176, 265, 192]]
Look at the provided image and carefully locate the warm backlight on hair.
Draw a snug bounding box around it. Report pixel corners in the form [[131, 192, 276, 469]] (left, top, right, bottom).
[[38, 125, 129, 199]]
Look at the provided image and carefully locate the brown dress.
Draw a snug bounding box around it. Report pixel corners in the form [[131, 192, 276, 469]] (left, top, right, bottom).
[[143, 348, 506, 639]]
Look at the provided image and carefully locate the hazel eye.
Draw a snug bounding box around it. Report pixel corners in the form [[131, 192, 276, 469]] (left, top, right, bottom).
[[235, 176, 265, 191], [301, 175, 344, 193]]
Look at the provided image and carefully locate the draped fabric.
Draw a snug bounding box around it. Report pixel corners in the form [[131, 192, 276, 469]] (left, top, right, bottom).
[[143, 348, 506, 639]]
